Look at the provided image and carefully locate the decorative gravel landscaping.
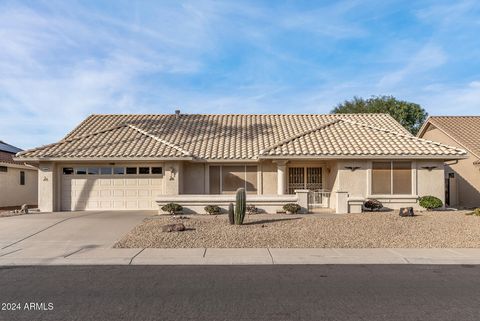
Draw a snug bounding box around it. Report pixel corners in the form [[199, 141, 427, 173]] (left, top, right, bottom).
[[115, 210, 480, 248]]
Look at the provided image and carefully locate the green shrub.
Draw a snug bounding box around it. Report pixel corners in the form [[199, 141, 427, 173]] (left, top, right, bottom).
[[363, 199, 383, 211], [418, 196, 443, 210], [283, 203, 301, 214], [161, 203, 183, 215], [246, 204, 258, 215], [204, 205, 221, 215]]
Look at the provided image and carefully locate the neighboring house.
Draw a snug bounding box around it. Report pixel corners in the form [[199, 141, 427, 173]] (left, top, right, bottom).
[[0, 140, 38, 209], [15, 112, 466, 214], [418, 116, 480, 208]]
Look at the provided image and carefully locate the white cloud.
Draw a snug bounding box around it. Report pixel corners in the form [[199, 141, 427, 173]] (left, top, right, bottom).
[[378, 44, 447, 88]]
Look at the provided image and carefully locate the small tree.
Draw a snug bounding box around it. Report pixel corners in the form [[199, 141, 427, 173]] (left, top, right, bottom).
[[331, 96, 428, 135]]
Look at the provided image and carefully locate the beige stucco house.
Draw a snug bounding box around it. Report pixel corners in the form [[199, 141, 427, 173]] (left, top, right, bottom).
[[418, 116, 480, 208], [15, 112, 466, 214], [0, 140, 38, 209]]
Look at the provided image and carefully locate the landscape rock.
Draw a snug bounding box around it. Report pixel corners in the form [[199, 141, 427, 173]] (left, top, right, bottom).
[[161, 223, 186, 232]]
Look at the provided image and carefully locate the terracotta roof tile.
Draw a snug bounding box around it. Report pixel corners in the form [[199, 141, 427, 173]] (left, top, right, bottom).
[[17, 113, 466, 160]]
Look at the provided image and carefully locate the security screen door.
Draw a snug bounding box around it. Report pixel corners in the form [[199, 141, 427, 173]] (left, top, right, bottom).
[[288, 167, 322, 194]]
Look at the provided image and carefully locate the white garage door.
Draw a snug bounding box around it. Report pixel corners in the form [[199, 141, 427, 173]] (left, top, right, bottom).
[[61, 166, 163, 211]]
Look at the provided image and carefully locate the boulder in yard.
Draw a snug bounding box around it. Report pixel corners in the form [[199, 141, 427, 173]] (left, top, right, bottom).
[[399, 207, 414, 217], [161, 223, 186, 232]]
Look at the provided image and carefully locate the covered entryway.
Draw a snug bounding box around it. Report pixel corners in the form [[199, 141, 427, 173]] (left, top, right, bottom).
[[287, 167, 323, 194], [61, 166, 164, 211]]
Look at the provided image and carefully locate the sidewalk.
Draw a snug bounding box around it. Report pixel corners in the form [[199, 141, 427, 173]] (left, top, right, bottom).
[[2, 247, 480, 265]]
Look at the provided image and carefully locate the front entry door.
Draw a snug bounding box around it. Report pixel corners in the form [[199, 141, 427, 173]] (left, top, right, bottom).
[[288, 167, 322, 194]]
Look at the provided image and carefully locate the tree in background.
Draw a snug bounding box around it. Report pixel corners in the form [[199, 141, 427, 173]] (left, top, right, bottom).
[[331, 96, 428, 135]]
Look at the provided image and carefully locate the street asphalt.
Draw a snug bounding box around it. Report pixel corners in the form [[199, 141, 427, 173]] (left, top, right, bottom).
[[1, 265, 480, 321]]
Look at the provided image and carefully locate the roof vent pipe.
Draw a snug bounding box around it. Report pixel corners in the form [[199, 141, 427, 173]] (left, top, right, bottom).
[[175, 109, 181, 118]]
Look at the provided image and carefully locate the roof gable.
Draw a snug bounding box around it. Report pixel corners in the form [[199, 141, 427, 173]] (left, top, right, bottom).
[[260, 119, 466, 158], [418, 116, 480, 159]]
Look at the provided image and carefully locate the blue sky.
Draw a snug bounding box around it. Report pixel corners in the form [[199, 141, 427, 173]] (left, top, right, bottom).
[[1, 0, 480, 149]]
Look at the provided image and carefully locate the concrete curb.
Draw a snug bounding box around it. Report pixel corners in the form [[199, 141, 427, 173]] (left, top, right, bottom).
[[2, 248, 480, 265]]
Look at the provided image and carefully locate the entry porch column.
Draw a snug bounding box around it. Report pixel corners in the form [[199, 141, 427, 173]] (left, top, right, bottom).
[[274, 160, 288, 195]]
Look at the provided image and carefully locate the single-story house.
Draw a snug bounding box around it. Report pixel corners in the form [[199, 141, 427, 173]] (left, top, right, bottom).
[[0, 140, 38, 209], [15, 112, 467, 214], [417, 116, 480, 208]]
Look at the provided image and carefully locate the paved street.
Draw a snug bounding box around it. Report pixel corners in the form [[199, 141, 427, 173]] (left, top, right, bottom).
[[1, 265, 480, 321]]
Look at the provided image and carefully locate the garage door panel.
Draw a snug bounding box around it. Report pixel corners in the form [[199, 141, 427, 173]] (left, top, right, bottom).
[[125, 190, 137, 197], [62, 175, 163, 210], [126, 180, 137, 186]]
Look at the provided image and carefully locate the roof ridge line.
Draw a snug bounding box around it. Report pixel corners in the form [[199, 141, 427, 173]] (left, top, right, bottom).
[[126, 124, 193, 157], [340, 119, 467, 153], [259, 120, 340, 155]]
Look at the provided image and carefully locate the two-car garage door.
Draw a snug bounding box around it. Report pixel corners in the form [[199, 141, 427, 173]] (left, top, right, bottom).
[[61, 166, 164, 211]]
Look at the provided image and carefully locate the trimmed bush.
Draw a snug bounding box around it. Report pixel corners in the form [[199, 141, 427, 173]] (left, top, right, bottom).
[[418, 196, 443, 210], [363, 199, 383, 211], [161, 203, 183, 215], [246, 204, 258, 215], [204, 205, 221, 215], [283, 203, 301, 214]]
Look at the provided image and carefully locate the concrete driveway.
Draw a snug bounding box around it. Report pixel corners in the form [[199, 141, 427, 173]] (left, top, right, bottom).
[[0, 211, 151, 258]]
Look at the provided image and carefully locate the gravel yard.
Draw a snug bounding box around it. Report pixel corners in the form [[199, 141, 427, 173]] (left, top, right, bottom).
[[115, 210, 480, 248]]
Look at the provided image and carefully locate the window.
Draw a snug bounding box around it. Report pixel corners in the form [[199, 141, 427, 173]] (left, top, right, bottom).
[[100, 167, 113, 175], [113, 167, 125, 175], [75, 168, 87, 175], [20, 171, 25, 185], [0, 166, 8, 172], [151, 167, 163, 174], [372, 161, 412, 195], [63, 168, 74, 175], [372, 162, 391, 194], [126, 167, 137, 175], [210, 165, 257, 194], [222, 166, 245, 193], [209, 166, 221, 194], [139, 167, 150, 174], [87, 168, 99, 175]]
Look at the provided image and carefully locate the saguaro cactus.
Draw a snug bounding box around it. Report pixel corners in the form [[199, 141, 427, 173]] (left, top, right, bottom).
[[234, 188, 246, 225], [228, 203, 235, 225]]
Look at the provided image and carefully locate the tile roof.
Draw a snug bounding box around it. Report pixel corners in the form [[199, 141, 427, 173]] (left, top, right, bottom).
[[419, 116, 480, 159], [16, 113, 466, 160], [0, 151, 17, 165], [260, 119, 466, 158]]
